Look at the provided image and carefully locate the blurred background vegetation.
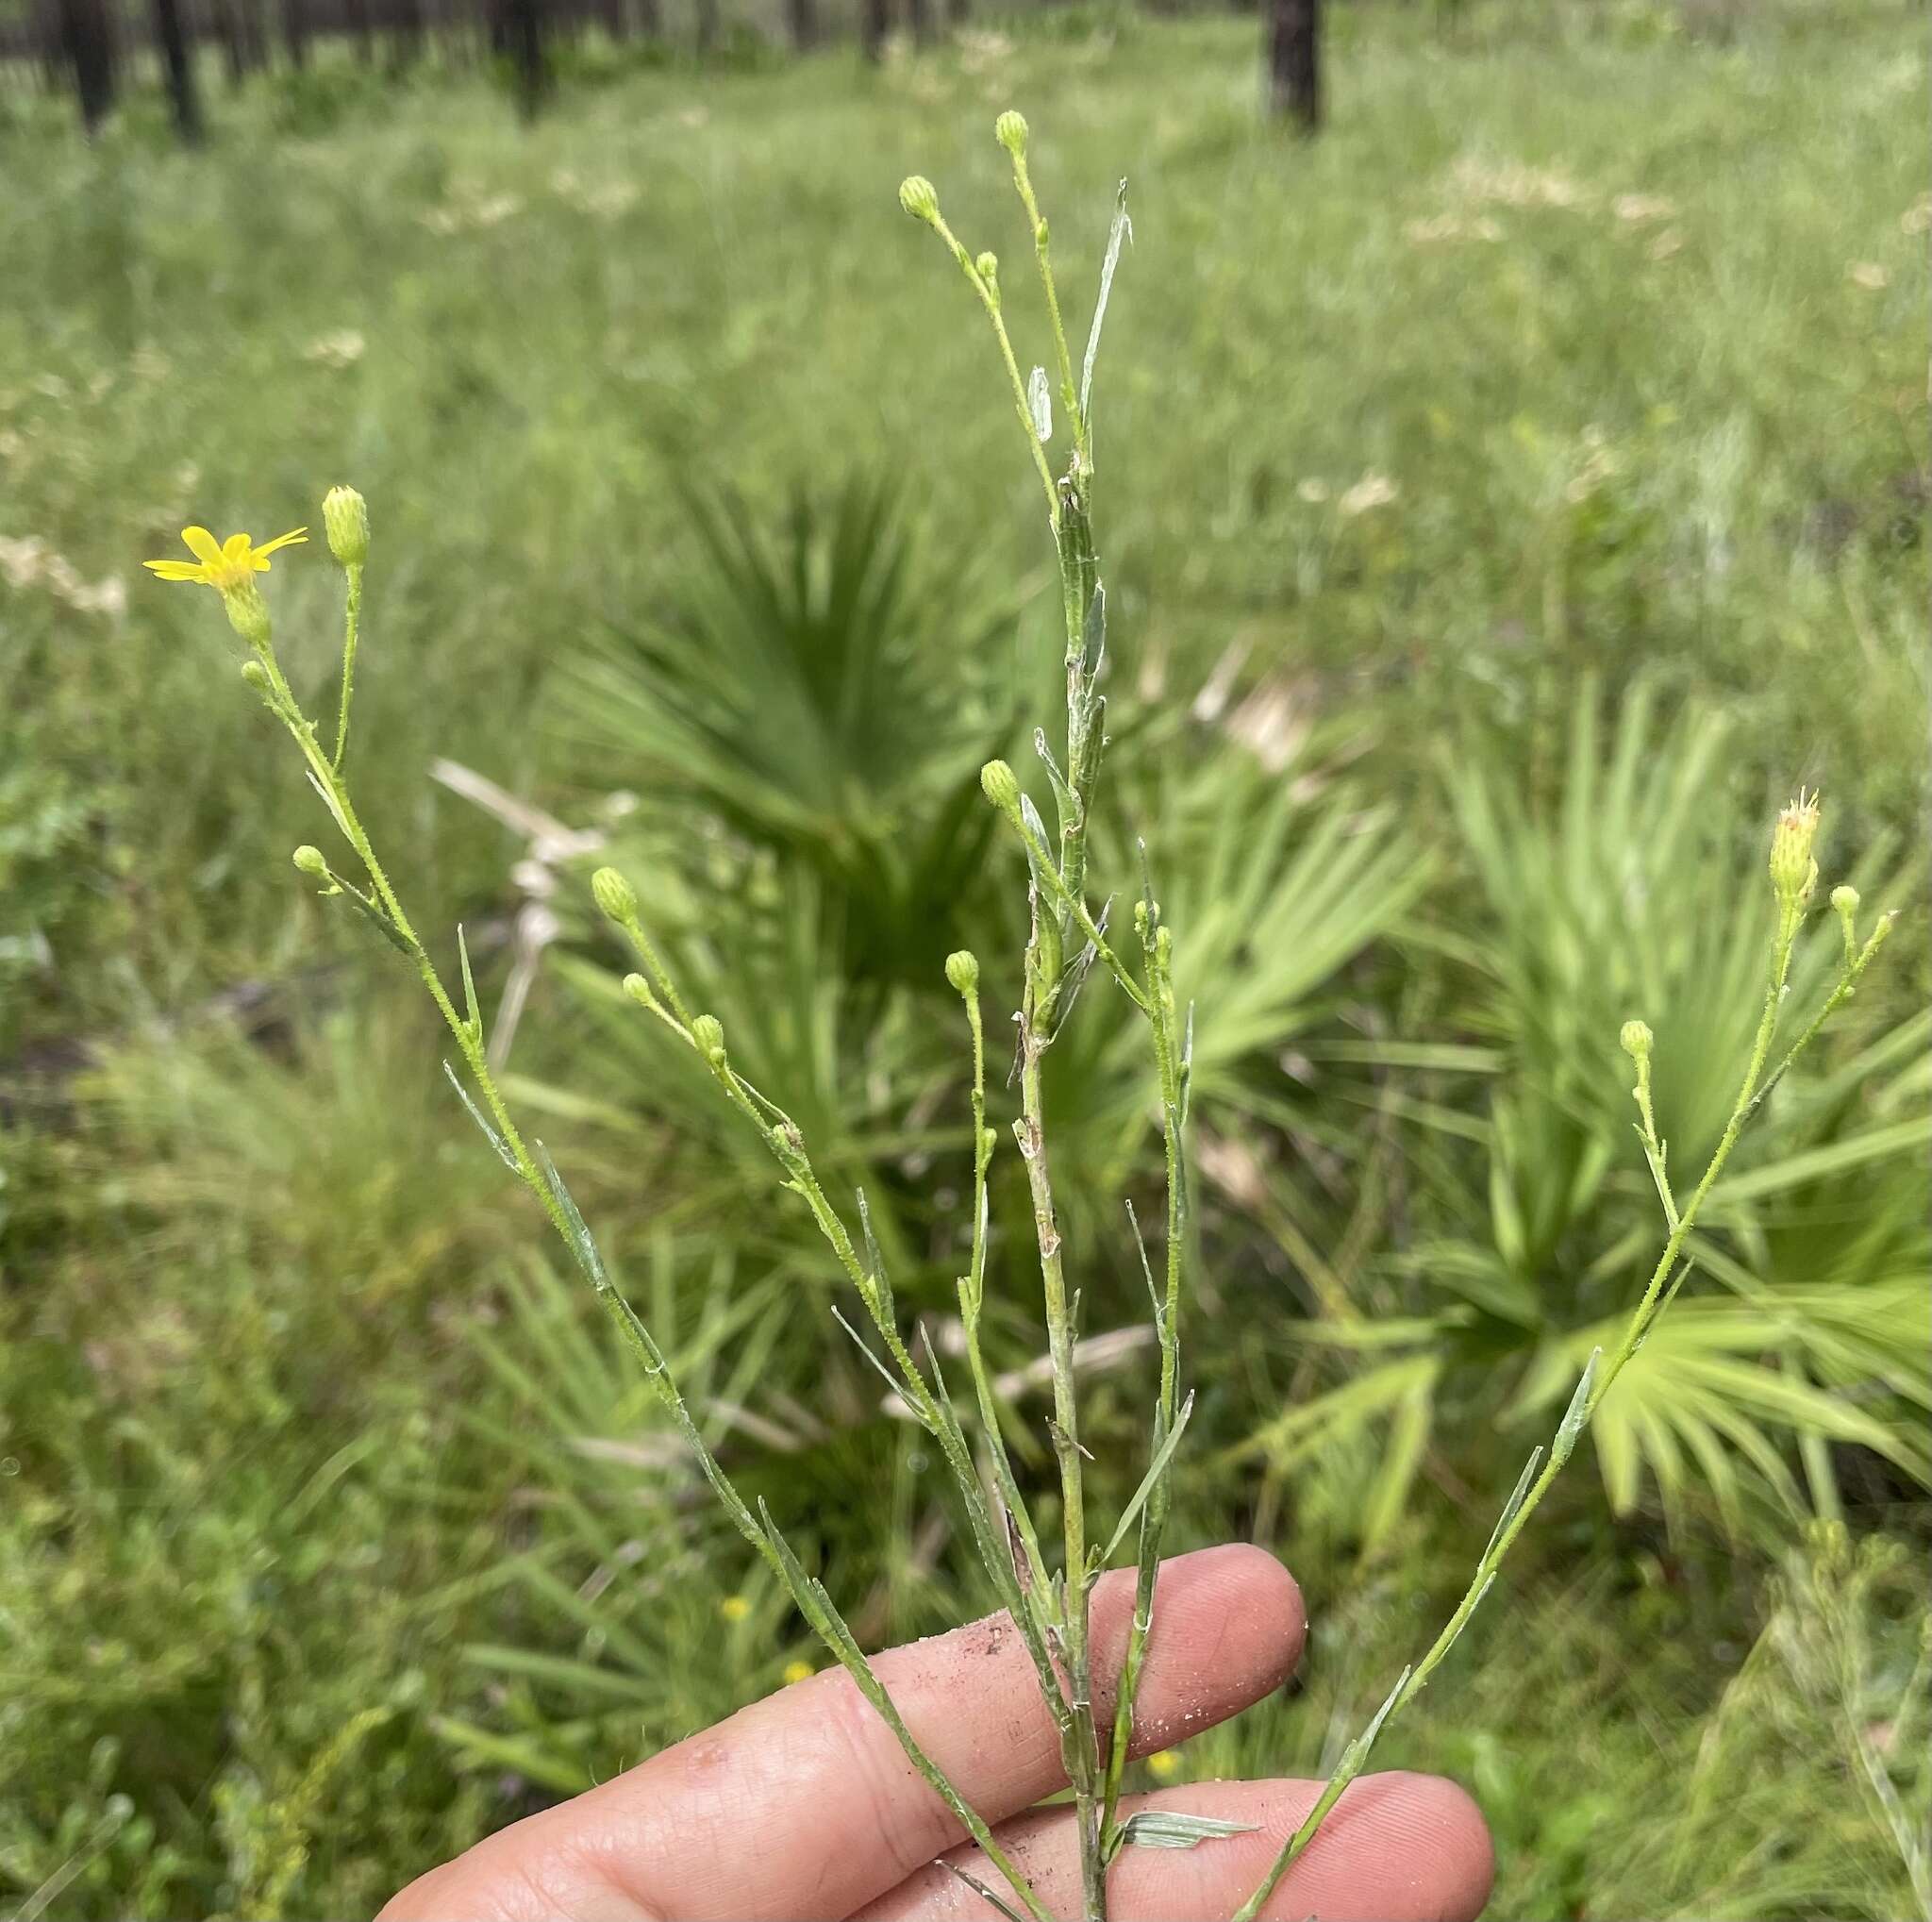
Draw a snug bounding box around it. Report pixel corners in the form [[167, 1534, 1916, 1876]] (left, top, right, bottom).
[[1, 0, 1926, 1914]]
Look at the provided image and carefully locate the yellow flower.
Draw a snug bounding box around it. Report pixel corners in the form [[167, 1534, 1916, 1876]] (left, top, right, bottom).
[[144, 525, 308, 593], [719, 1595, 752, 1623], [1146, 1749, 1181, 1780], [782, 1660, 815, 1686]]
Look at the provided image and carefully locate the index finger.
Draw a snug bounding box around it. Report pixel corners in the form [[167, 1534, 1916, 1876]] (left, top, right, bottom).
[[381, 1544, 1305, 1922]]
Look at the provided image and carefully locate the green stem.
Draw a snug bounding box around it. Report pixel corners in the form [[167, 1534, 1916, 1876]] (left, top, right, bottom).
[[1231, 908, 1873, 1922], [331, 561, 362, 770]]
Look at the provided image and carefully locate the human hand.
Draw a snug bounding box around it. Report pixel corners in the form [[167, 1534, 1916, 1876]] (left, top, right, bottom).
[[380, 1546, 1492, 1921]]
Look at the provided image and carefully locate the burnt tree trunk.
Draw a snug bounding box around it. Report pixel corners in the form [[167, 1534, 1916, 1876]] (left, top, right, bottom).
[[57, 0, 116, 131], [1266, 0, 1320, 130], [506, 0, 545, 113], [858, 0, 886, 60], [692, 0, 716, 53], [905, 0, 928, 43], [783, 0, 813, 50], [153, 0, 201, 136], [282, 0, 309, 67]]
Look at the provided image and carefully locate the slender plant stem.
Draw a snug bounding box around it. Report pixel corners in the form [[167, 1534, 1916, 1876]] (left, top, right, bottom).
[[331, 560, 362, 769], [1231, 898, 1884, 1922]]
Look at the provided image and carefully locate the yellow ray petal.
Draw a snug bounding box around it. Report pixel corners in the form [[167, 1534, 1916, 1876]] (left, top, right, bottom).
[[144, 559, 207, 579], [181, 526, 222, 564], [222, 532, 252, 562], [251, 527, 309, 565]]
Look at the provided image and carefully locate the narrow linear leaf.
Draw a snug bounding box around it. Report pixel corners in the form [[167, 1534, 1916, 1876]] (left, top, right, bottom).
[[443, 1061, 519, 1173], [941, 1862, 1030, 1922], [1027, 364, 1053, 443], [1482, 1447, 1544, 1563], [1553, 1347, 1602, 1465], [1080, 179, 1132, 429], [1099, 1390, 1196, 1566], [458, 923, 483, 1045], [1119, 1810, 1258, 1851]]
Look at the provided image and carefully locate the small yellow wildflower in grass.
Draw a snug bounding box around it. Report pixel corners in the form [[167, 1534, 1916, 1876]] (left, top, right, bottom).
[[1146, 1749, 1181, 1780], [782, 1660, 815, 1686], [143, 525, 308, 593], [719, 1595, 753, 1623]]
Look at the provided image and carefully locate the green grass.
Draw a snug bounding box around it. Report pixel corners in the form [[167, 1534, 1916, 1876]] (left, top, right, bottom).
[[2, 5, 1926, 1916]]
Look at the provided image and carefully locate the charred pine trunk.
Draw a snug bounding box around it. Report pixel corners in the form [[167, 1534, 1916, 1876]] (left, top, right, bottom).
[[1265, 0, 1320, 130], [505, 0, 545, 114], [905, 0, 928, 43], [153, 0, 200, 136], [282, 0, 309, 67], [783, 0, 813, 51], [692, 0, 716, 53], [858, 0, 886, 61], [57, 0, 116, 132]]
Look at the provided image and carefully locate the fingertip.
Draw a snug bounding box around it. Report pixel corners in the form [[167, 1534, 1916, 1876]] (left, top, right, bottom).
[[1380, 1770, 1495, 1921], [1190, 1543, 1307, 1688]]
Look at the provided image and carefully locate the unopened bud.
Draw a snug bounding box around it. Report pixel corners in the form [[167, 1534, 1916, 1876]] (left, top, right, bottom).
[[944, 949, 980, 994], [1620, 1019, 1654, 1062], [1770, 792, 1821, 906], [1830, 884, 1859, 916], [975, 250, 999, 292], [994, 109, 1027, 155], [980, 759, 1022, 815], [591, 865, 638, 925], [222, 580, 271, 647], [292, 844, 328, 878], [240, 659, 270, 690], [622, 972, 656, 1009], [323, 485, 369, 567], [898, 175, 940, 226], [691, 1014, 726, 1066]]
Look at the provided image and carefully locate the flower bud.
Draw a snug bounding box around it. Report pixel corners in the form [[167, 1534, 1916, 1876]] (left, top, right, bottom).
[[944, 949, 980, 994], [1830, 883, 1860, 959], [591, 865, 638, 925], [622, 972, 656, 1009], [323, 485, 370, 567], [1769, 792, 1821, 906], [691, 1014, 726, 1066], [975, 250, 999, 292], [292, 844, 328, 877], [994, 109, 1027, 155], [898, 175, 940, 226], [240, 660, 270, 690], [1620, 1018, 1654, 1062], [980, 759, 1022, 815], [222, 580, 271, 647]]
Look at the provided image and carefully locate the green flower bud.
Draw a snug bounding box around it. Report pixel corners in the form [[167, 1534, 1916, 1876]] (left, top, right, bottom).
[[622, 972, 656, 1009], [323, 485, 370, 567], [1830, 883, 1859, 916], [994, 109, 1027, 155], [221, 580, 271, 647], [240, 660, 270, 690], [691, 1014, 727, 1066], [980, 759, 1022, 815], [591, 865, 638, 925], [944, 949, 980, 994], [1769, 792, 1821, 906], [898, 175, 940, 226], [1620, 1018, 1654, 1062], [292, 844, 328, 878], [980, 1126, 998, 1160], [975, 250, 999, 292]]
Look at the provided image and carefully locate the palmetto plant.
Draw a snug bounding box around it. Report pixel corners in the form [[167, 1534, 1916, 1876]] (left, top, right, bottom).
[[555, 476, 1029, 993], [151, 116, 1902, 1922], [1238, 687, 1928, 1547]]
